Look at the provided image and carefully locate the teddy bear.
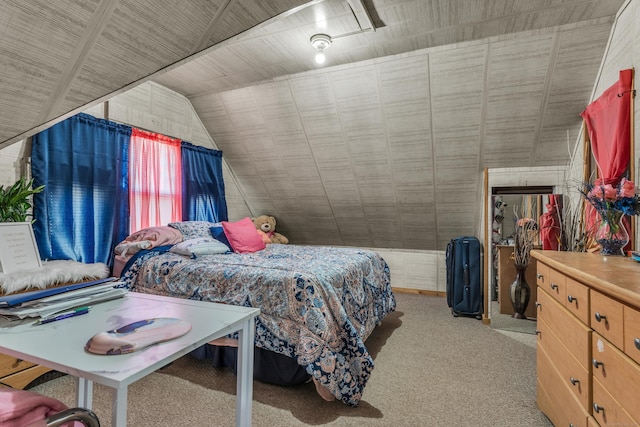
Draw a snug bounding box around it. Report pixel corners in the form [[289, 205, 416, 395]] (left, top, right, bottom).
[[252, 215, 289, 244]]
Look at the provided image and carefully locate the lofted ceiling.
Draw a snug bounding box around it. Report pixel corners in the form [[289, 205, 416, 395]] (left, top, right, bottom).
[[0, 0, 628, 250], [151, 0, 626, 249]]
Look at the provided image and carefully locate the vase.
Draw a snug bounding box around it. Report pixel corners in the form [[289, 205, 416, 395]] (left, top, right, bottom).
[[510, 265, 530, 319], [595, 210, 629, 256]]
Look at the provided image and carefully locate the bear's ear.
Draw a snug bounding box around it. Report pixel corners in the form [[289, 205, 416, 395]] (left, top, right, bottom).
[[269, 216, 275, 222]]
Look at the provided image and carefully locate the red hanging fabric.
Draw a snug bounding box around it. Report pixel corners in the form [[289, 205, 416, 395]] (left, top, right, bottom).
[[581, 69, 633, 183], [540, 195, 560, 250], [580, 69, 633, 248]]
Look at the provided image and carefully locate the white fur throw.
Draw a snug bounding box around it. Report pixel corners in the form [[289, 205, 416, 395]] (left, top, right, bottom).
[[0, 260, 110, 295]]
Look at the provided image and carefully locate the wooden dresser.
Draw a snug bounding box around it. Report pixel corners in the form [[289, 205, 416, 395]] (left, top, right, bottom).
[[531, 250, 640, 427]]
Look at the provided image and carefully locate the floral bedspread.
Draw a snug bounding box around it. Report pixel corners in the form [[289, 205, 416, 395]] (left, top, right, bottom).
[[120, 244, 396, 406]]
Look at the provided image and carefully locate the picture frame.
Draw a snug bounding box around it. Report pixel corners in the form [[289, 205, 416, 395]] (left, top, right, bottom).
[[0, 222, 42, 274]]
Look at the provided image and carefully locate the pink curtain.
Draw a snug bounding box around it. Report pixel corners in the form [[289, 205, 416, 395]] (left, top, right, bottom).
[[580, 69, 633, 247], [129, 128, 182, 232]]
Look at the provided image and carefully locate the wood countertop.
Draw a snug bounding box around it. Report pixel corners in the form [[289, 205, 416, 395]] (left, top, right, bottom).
[[531, 250, 640, 309]]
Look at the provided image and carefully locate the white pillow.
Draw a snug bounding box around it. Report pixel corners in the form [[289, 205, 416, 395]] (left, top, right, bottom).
[[169, 238, 230, 257]]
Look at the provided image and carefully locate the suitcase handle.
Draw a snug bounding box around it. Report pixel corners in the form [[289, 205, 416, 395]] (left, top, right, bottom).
[[463, 263, 469, 286], [463, 241, 470, 286]]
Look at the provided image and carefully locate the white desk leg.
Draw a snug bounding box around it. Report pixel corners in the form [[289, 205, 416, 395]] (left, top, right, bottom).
[[112, 385, 128, 427], [76, 377, 93, 409], [236, 316, 255, 427]]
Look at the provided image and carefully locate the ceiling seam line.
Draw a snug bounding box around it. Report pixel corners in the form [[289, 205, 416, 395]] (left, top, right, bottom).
[[190, 0, 233, 54], [530, 32, 561, 165], [370, 59, 398, 246], [329, 71, 366, 246], [248, 86, 285, 216], [218, 92, 255, 218], [426, 52, 439, 249], [284, 76, 342, 242], [476, 43, 491, 239], [34, 0, 120, 126]]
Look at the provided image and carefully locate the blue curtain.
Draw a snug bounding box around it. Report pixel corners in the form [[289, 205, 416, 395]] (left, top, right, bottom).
[[31, 113, 131, 267], [181, 141, 228, 222]]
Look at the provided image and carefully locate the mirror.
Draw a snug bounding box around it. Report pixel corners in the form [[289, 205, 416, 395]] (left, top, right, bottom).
[[489, 192, 562, 334]]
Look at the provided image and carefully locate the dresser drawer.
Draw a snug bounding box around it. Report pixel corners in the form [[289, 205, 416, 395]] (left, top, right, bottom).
[[537, 287, 591, 370], [536, 262, 550, 289], [537, 344, 588, 427], [545, 267, 566, 305], [565, 277, 590, 325], [592, 377, 637, 427], [592, 332, 640, 422], [623, 305, 640, 365], [590, 290, 624, 349], [0, 353, 36, 378], [537, 315, 590, 410]]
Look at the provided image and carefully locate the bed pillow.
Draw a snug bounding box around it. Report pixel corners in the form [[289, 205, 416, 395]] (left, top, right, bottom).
[[221, 217, 266, 254], [169, 238, 230, 257], [168, 221, 219, 240], [210, 225, 232, 248]]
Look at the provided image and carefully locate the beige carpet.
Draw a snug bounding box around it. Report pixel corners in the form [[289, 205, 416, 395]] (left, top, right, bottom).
[[29, 293, 552, 426]]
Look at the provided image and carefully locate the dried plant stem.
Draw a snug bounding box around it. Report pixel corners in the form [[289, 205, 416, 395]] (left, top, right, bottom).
[[513, 219, 538, 267]]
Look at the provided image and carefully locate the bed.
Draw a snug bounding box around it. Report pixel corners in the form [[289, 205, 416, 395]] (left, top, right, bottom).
[[116, 223, 396, 407]]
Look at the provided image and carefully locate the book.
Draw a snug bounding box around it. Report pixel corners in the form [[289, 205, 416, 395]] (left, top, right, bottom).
[[0, 277, 118, 308], [0, 285, 127, 319]]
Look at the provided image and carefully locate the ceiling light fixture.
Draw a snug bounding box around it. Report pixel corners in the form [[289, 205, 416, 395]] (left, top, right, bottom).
[[310, 34, 332, 65]]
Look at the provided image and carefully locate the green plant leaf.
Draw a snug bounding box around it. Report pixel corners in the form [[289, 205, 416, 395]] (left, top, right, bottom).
[[0, 178, 45, 222]]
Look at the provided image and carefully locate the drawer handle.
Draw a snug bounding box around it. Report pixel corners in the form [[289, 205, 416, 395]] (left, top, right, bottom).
[[535, 330, 541, 336], [635, 338, 640, 350], [567, 295, 577, 304], [536, 273, 544, 280], [535, 301, 541, 309], [593, 403, 604, 414], [593, 358, 604, 369], [594, 312, 606, 322], [550, 283, 558, 290], [570, 377, 579, 386]]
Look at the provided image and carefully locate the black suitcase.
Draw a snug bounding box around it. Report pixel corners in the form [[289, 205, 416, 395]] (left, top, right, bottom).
[[446, 236, 483, 319]]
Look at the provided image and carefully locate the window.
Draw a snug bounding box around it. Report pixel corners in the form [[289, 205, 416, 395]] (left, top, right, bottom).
[[129, 128, 182, 232]]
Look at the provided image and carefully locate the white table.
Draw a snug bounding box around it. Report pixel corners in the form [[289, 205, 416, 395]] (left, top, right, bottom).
[[0, 292, 259, 426]]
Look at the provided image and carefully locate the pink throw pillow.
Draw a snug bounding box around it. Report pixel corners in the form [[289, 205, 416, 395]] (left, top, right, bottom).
[[221, 217, 266, 253]]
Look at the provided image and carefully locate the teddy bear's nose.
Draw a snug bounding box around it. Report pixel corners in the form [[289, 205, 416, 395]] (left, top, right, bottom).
[[262, 224, 271, 231]]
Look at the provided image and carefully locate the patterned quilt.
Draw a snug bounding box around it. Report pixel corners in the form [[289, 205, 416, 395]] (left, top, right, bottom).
[[120, 244, 396, 406]]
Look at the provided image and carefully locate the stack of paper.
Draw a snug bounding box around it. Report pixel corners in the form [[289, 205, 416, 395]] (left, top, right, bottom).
[[0, 278, 127, 320]]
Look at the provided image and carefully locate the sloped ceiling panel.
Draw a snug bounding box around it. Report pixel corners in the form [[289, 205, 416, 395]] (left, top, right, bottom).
[[534, 23, 614, 164], [482, 34, 554, 168], [430, 44, 487, 243], [0, 0, 310, 148], [190, 19, 617, 250], [377, 55, 433, 249], [56, 0, 224, 118], [0, 0, 96, 143]]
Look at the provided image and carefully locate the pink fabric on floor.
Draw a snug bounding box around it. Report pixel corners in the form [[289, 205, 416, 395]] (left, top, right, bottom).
[[0, 388, 77, 427]]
